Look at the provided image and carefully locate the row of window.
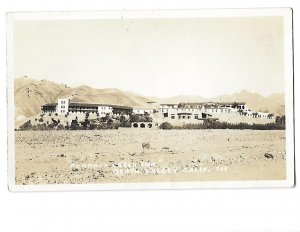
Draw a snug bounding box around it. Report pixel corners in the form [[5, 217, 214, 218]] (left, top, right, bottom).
[[165, 109, 230, 113], [99, 106, 111, 110], [170, 114, 199, 120]]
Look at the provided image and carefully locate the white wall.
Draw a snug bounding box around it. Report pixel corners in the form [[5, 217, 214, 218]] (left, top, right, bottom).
[[56, 98, 69, 115], [97, 105, 113, 116]]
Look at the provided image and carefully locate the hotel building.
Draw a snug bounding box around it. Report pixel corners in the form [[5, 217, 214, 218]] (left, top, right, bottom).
[[41, 98, 133, 116]]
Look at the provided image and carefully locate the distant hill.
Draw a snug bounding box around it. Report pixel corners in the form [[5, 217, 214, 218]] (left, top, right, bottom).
[[14, 77, 156, 124], [14, 77, 285, 125], [210, 90, 285, 115], [160, 90, 285, 115]]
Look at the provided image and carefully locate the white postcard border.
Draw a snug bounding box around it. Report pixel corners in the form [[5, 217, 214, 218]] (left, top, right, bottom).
[[7, 8, 294, 191]]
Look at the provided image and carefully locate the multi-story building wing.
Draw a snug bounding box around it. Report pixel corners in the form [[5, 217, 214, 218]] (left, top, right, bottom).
[[159, 102, 255, 121], [41, 98, 133, 116]]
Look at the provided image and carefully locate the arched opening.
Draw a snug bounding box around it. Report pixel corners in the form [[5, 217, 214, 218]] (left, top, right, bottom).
[[133, 123, 138, 128], [148, 123, 152, 128], [140, 123, 145, 128]]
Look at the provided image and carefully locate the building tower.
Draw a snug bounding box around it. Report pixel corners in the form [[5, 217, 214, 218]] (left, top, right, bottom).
[[57, 98, 70, 115]]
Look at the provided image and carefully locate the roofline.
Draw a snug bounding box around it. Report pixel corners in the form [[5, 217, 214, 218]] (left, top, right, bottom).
[[69, 103, 133, 109], [178, 102, 246, 105], [42, 101, 133, 109]]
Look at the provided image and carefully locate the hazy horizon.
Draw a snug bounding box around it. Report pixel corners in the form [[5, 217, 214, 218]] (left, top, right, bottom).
[[14, 17, 284, 98], [15, 76, 284, 100]]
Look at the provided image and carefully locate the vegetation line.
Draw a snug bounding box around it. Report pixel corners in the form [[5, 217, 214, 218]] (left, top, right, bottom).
[[17, 114, 285, 131]]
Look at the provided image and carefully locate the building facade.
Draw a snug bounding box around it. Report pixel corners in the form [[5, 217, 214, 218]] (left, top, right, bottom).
[[158, 102, 273, 121], [41, 98, 133, 116], [41, 99, 274, 122]]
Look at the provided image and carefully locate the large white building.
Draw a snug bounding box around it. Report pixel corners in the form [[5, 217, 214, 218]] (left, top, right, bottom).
[[41, 99, 274, 123], [41, 98, 133, 116], [158, 102, 273, 121]]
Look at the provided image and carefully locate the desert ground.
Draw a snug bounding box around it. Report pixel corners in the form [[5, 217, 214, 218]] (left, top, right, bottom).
[[15, 129, 286, 185]]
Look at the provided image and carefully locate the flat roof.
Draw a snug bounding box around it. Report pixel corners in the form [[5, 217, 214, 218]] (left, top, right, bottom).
[[179, 102, 246, 105], [41, 103, 57, 107], [177, 112, 192, 115], [69, 102, 133, 110], [42, 102, 132, 109]]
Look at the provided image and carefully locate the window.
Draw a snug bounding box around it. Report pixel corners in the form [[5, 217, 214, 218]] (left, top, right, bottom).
[[194, 115, 198, 119], [187, 116, 190, 119], [171, 114, 175, 119]]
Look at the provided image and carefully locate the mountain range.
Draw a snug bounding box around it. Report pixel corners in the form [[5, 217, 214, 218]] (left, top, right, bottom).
[[14, 77, 285, 123]]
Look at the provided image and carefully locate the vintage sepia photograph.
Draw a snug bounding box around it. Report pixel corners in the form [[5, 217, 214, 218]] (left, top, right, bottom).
[[7, 9, 294, 191]]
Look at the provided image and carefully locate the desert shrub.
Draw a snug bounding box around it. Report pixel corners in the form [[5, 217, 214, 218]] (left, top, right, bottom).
[[171, 121, 285, 130], [48, 113, 52, 116], [109, 122, 120, 129], [70, 119, 79, 130], [120, 115, 126, 122], [57, 124, 64, 130], [51, 118, 58, 127], [65, 122, 70, 130], [95, 123, 109, 130], [107, 118, 114, 126], [130, 114, 140, 122], [159, 122, 173, 130], [80, 119, 90, 129], [130, 114, 153, 123], [275, 115, 285, 125], [100, 114, 110, 122], [39, 118, 44, 122], [89, 123, 97, 130], [32, 123, 49, 131], [121, 121, 132, 128], [144, 115, 153, 122], [19, 120, 32, 130]]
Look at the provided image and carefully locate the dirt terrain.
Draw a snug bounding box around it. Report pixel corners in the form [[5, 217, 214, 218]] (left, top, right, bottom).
[[15, 129, 286, 185]]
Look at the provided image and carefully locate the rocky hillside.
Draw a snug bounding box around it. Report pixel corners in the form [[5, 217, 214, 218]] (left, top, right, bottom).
[[210, 90, 285, 115], [14, 77, 156, 124]]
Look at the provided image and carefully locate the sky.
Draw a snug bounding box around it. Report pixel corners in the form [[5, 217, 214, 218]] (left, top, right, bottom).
[[13, 16, 284, 98]]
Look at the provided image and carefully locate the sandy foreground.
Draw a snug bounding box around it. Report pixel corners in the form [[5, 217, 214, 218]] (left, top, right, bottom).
[[15, 129, 286, 185]]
